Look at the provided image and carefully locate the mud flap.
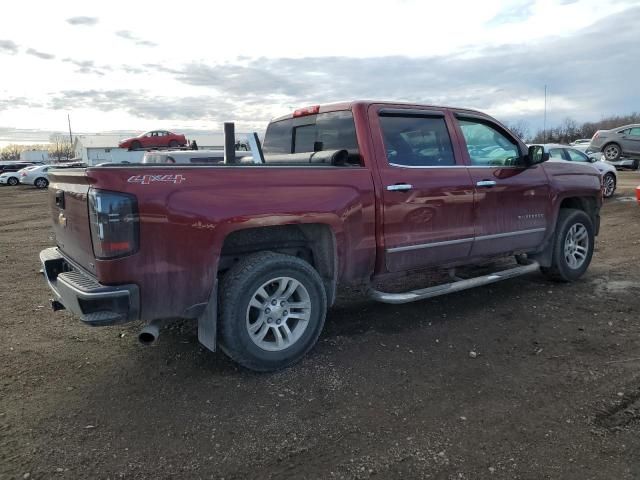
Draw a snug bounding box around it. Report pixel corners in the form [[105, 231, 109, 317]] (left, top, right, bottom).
[[197, 280, 217, 352]]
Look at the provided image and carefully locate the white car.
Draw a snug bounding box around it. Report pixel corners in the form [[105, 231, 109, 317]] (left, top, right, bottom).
[[539, 144, 617, 198], [569, 139, 591, 152], [0, 165, 40, 186], [19, 164, 54, 189]]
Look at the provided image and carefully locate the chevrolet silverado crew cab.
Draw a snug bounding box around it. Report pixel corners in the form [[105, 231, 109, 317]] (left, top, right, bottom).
[[40, 101, 602, 371]]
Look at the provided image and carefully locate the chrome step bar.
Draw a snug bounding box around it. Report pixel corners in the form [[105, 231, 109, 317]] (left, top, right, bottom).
[[368, 261, 540, 304]]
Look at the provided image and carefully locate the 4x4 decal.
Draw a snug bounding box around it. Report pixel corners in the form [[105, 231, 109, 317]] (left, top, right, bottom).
[[127, 174, 186, 185]]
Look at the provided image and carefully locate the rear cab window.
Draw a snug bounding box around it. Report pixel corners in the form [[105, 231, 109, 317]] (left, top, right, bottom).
[[262, 110, 361, 166]]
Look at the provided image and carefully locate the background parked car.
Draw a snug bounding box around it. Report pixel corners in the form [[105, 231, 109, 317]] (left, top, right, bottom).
[[20, 164, 53, 189], [142, 149, 252, 164], [20, 163, 86, 189], [569, 138, 591, 152], [589, 124, 640, 168], [0, 161, 39, 185], [118, 130, 187, 150], [0, 164, 39, 186], [537, 143, 618, 197]]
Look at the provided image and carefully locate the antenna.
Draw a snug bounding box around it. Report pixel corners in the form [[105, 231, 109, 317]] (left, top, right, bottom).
[[543, 85, 547, 143]]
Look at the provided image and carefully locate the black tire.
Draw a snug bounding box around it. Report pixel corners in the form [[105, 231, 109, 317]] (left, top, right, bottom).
[[34, 177, 49, 189], [130, 140, 142, 150], [541, 209, 594, 282], [168, 140, 179, 148], [632, 159, 640, 170], [602, 172, 616, 198], [218, 251, 327, 372], [7, 176, 18, 186], [602, 143, 621, 161]]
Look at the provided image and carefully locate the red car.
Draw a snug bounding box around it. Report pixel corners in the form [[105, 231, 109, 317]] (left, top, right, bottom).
[[118, 130, 187, 150]]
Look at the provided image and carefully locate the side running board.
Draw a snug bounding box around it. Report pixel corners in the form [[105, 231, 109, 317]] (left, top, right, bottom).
[[368, 261, 540, 304]]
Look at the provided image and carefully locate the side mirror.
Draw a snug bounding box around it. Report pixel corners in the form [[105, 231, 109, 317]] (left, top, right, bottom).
[[526, 145, 548, 166]]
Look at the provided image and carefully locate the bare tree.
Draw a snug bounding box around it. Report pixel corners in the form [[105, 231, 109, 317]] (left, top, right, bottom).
[[48, 133, 74, 162], [0, 144, 23, 161], [505, 120, 530, 142]]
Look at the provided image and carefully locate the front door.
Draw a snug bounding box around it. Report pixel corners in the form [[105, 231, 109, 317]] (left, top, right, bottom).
[[369, 106, 475, 273], [452, 114, 550, 258]]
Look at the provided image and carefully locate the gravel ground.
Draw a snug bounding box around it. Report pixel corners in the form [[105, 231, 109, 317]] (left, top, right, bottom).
[[1, 172, 639, 480]]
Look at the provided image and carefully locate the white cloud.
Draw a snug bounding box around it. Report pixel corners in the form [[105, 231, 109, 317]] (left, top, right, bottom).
[[0, 0, 638, 143]]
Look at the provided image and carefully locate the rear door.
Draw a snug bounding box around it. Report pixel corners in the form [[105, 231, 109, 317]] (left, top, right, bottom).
[[369, 106, 475, 272], [452, 113, 551, 258], [621, 127, 640, 154]]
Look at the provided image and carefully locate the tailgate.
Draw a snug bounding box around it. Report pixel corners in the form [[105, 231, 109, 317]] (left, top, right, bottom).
[[48, 169, 96, 274]]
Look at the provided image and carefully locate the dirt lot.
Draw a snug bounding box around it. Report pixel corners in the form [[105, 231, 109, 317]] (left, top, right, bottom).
[[1, 173, 640, 480]]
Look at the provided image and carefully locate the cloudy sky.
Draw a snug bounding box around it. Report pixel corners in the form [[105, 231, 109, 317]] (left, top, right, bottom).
[[1, 0, 639, 145]]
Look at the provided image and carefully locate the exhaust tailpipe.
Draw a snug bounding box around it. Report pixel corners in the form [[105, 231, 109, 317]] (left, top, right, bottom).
[[138, 321, 161, 345]]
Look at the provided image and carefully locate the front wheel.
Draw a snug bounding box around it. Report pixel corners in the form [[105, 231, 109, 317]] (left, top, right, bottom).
[[34, 177, 49, 189], [7, 176, 18, 186], [602, 172, 616, 198], [218, 252, 327, 372], [541, 209, 594, 282]]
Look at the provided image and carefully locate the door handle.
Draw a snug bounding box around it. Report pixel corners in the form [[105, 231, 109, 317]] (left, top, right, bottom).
[[386, 183, 413, 192], [476, 180, 497, 188]]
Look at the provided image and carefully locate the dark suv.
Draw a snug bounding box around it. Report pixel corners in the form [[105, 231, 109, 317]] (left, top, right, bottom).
[[0, 162, 36, 173]]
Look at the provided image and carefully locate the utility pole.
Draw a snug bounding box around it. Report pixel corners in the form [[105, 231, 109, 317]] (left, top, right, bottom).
[[67, 114, 74, 160], [543, 85, 547, 143], [67, 114, 73, 144]]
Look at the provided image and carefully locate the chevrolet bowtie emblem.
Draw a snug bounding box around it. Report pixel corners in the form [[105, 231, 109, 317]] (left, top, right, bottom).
[[58, 212, 67, 228]]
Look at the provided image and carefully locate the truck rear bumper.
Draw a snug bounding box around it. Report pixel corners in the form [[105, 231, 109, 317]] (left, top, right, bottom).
[[40, 247, 139, 326]]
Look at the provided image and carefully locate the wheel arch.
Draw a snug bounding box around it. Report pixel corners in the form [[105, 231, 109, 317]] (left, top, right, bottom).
[[530, 195, 600, 267], [218, 223, 338, 306]]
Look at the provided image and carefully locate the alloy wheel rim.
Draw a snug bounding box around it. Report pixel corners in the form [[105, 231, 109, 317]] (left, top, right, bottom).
[[245, 276, 311, 352], [564, 223, 589, 269], [604, 175, 615, 197], [604, 146, 619, 160], [36, 179, 46, 187]]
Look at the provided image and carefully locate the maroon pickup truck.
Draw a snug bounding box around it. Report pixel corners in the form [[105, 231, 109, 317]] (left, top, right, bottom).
[[40, 101, 602, 371]]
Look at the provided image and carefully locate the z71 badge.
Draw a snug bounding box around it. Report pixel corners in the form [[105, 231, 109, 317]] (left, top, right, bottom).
[[127, 174, 186, 185]]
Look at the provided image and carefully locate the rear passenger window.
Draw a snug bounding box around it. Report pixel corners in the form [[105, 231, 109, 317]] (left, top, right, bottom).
[[379, 115, 455, 167]]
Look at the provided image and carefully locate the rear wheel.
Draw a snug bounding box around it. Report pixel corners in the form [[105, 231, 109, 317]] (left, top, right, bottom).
[[603, 143, 621, 161], [602, 172, 616, 198], [34, 177, 48, 189], [218, 252, 327, 372], [7, 176, 18, 186], [541, 209, 594, 282]]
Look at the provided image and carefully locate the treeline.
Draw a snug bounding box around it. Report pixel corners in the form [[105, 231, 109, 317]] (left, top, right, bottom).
[[506, 112, 640, 144], [0, 134, 74, 162]]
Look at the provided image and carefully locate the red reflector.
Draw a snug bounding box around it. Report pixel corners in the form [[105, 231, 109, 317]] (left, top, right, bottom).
[[103, 241, 131, 251], [293, 105, 320, 117]]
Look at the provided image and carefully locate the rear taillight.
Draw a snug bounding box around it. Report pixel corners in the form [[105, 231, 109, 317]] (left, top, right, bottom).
[[88, 189, 139, 259]]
